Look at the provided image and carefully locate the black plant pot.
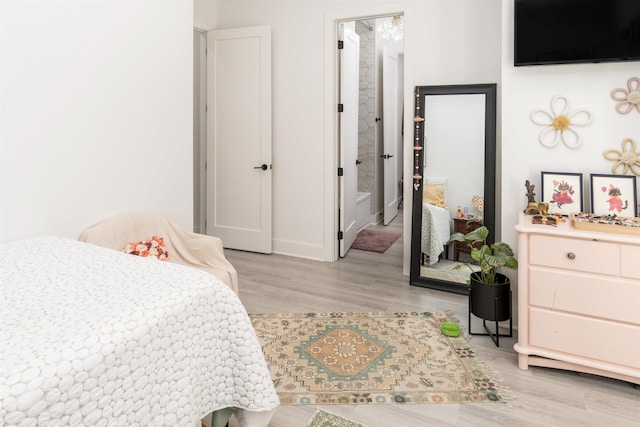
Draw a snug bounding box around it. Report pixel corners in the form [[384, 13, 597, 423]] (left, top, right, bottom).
[[469, 272, 511, 322]]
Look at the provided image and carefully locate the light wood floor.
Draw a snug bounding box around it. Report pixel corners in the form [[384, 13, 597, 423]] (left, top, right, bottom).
[[225, 213, 640, 427]]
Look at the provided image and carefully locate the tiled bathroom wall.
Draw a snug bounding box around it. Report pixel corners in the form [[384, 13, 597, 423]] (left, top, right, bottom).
[[355, 20, 376, 213]]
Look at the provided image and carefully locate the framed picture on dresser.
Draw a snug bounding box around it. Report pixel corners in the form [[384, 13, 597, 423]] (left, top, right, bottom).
[[541, 171, 583, 216], [590, 174, 638, 217]]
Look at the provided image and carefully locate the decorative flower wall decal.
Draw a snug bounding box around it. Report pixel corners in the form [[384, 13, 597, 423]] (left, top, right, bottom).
[[603, 137, 640, 176], [472, 194, 484, 217], [530, 95, 592, 148], [610, 77, 640, 114]]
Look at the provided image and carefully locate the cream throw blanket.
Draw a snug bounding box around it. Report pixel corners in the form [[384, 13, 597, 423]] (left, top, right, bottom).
[[79, 212, 238, 294]]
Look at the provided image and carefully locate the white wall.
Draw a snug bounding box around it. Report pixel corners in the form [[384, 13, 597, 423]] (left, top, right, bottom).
[[0, 0, 193, 242], [424, 94, 485, 215], [207, 0, 502, 262], [194, 0, 216, 30]]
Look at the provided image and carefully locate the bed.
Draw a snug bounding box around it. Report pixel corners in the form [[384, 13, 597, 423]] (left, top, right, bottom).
[[0, 236, 279, 427], [421, 203, 451, 265]]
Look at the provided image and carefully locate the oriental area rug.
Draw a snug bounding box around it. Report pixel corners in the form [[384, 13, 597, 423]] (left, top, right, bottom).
[[304, 409, 366, 427], [250, 311, 511, 405]]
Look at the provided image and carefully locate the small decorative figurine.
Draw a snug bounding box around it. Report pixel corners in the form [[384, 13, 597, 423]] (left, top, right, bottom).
[[524, 180, 550, 215], [525, 180, 536, 203]]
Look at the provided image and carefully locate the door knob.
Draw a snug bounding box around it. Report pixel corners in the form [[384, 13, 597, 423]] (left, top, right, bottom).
[[254, 164, 268, 170]]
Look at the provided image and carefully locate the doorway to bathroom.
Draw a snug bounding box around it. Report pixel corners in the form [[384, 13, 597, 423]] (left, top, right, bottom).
[[338, 15, 405, 257]]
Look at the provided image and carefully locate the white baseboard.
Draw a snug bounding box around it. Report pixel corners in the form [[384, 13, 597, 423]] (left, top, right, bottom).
[[272, 238, 328, 262]]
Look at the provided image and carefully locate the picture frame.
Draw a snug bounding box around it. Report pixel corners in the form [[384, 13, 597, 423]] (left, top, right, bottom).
[[590, 174, 638, 217], [541, 171, 583, 216]]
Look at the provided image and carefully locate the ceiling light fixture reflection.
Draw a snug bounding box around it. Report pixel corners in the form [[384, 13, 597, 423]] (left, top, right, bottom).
[[377, 15, 404, 41]]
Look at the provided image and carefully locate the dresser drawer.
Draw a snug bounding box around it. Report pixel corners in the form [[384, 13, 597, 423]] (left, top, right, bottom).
[[529, 235, 618, 275], [621, 245, 640, 279], [529, 267, 640, 325], [529, 308, 640, 368]]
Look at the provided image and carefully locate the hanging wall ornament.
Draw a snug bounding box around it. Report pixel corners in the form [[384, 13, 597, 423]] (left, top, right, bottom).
[[530, 95, 592, 148], [603, 137, 640, 176], [413, 90, 423, 191], [610, 77, 640, 115]]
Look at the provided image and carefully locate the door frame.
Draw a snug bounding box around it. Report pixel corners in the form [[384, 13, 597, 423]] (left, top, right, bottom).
[[323, 3, 413, 270], [193, 28, 207, 234]]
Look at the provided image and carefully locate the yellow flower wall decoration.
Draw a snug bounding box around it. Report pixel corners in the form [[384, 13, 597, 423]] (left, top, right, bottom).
[[603, 137, 640, 176], [472, 194, 484, 218], [530, 95, 592, 148], [610, 77, 640, 114]]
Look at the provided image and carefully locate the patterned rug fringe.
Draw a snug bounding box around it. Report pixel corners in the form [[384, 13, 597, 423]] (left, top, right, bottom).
[[442, 309, 517, 406]]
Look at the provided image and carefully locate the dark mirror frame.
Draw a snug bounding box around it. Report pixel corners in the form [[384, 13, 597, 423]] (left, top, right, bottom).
[[410, 83, 497, 294]]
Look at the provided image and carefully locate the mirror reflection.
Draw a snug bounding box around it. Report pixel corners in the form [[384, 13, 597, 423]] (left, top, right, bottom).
[[410, 84, 496, 294]]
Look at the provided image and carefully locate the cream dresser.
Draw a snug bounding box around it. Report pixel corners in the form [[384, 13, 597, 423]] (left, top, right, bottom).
[[514, 212, 640, 385]]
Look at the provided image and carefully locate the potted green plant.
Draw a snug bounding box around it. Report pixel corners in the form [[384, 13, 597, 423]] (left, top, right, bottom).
[[448, 223, 518, 322]]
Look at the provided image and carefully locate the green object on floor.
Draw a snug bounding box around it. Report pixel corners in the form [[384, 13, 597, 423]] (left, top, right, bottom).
[[441, 322, 460, 337]]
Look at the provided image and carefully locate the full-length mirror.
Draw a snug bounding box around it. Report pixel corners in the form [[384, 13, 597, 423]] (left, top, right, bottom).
[[410, 84, 496, 294]]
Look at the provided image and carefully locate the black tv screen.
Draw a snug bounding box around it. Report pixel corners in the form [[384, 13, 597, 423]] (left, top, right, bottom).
[[514, 0, 640, 66]]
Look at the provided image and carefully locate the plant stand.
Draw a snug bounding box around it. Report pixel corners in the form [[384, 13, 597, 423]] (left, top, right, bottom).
[[468, 289, 513, 347]]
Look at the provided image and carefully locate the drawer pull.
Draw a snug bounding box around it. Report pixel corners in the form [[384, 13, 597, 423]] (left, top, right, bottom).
[[567, 252, 576, 260]]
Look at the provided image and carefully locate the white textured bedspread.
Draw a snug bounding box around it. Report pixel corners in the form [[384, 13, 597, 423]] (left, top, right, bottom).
[[0, 236, 279, 427], [421, 203, 451, 265]]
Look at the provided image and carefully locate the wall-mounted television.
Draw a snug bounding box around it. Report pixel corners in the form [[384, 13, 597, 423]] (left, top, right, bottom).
[[514, 0, 640, 66]]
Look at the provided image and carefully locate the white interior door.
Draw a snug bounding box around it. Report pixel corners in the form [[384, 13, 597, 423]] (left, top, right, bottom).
[[339, 25, 360, 257], [206, 26, 272, 253], [382, 47, 399, 225]]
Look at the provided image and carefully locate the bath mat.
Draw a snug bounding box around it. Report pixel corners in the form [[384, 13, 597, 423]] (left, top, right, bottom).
[[250, 311, 512, 405], [304, 409, 366, 427], [350, 229, 401, 253]]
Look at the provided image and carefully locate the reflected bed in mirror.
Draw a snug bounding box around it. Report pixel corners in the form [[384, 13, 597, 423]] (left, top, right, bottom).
[[410, 84, 497, 294]]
